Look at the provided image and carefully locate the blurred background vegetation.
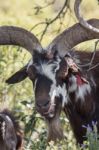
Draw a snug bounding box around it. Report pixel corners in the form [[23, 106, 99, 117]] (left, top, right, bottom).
[[0, 0, 99, 149]]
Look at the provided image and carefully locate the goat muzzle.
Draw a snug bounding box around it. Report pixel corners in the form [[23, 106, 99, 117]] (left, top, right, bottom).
[[36, 101, 56, 119]]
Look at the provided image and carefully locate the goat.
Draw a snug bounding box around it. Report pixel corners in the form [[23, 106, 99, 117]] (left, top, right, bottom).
[[0, 109, 23, 150], [0, 0, 99, 144]]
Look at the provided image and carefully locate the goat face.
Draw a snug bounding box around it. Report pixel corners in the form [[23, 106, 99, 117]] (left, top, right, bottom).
[[6, 50, 81, 119], [6, 51, 68, 119]]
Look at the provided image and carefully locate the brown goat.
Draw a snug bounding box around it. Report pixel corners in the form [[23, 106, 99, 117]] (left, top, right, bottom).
[[0, 0, 99, 145], [59, 50, 99, 143], [0, 109, 23, 150]]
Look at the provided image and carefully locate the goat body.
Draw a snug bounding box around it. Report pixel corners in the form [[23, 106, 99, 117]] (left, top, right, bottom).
[[63, 50, 99, 143]]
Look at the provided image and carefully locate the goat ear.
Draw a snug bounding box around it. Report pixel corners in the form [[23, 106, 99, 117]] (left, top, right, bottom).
[[6, 66, 28, 84]]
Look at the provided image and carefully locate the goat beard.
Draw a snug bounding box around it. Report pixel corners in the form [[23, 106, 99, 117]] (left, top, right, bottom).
[[45, 103, 64, 142]]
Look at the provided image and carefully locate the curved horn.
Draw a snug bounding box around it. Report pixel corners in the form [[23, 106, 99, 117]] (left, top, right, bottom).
[[47, 19, 99, 57], [0, 26, 42, 55], [74, 0, 99, 33]]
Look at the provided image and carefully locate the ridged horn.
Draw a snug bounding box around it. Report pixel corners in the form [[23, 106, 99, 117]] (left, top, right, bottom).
[[74, 0, 99, 33], [47, 19, 99, 57], [0, 26, 42, 55]]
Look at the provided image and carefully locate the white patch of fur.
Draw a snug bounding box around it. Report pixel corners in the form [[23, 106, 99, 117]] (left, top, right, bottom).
[[68, 75, 77, 92], [34, 79, 38, 92], [27, 57, 61, 83], [51, 89, 56, 103], [49, 83, 67, 107], [40, 58, 61, 81], [29, 57, 67, 107], [6, 115, 12, 123], [41, 59, 68, 107], [76, 84, 91, 101], [49, 84, 57, 106], [27, 59, 33, 70], [40, 62, 56, 82], [68, 75, 91, 101], [57, 84, 67, 107], [1, 121, 5, 140], [54, 57, 61, 72]]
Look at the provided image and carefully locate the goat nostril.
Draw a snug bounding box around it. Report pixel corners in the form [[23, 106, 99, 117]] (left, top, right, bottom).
[[36, 101, 50, 108], [44, 101, 50, 107]]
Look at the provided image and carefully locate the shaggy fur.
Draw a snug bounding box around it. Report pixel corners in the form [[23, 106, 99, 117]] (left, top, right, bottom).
[[0, 109, 23, 150]]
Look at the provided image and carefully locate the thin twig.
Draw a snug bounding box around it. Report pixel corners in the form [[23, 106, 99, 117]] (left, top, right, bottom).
[[88, 40, 99, 69], [30, 22, 46, 31], [49, 0, 69, 24], [78, 40, 99, 69], [79, 63, 91, 67], [87, 62, 99, 72], [34, 0, 56, 15], [87, 40, 99, 72], [30, 0, 69, 41], [40, 0, 69, 41]]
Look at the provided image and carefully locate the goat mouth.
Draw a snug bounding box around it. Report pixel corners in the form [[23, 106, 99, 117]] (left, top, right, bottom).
[[43, 104, 56, 118], [44, 111, 55, 118]]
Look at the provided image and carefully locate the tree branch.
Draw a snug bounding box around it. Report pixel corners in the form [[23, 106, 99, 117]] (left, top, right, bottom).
[[40, 0, 69, 41], [31, 0, 69, 42], [87, 40, 99, 72]]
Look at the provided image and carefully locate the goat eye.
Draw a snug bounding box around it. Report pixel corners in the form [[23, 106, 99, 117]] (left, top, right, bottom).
[[44, 100, 50, 107]]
